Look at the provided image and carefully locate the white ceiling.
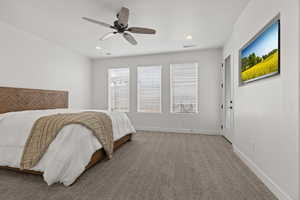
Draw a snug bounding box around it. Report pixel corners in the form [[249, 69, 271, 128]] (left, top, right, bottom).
[[0, 0, 249, 58]]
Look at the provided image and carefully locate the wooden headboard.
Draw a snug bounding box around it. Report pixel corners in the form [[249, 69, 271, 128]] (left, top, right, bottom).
[[0, 87, 68, 114]]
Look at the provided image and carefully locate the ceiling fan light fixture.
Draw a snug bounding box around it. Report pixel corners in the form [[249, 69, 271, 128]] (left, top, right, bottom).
[[82, 6, 156, 46]]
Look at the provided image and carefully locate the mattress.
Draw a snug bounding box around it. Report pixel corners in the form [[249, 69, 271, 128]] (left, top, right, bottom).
[[0, 109, 135, 186]]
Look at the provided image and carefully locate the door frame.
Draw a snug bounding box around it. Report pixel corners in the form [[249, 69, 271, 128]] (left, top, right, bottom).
[[221, 55, 234, 143]]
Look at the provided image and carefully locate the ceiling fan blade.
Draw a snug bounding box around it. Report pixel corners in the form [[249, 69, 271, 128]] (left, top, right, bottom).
[[128, 27, 156, 34], [118, 7, 129, 27], [123, 33, 137, 45], [100, 32, 117, 41], [82, 17, 114, 29]]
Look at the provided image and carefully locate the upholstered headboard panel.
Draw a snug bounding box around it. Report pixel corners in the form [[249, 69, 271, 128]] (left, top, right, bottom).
[[0, 87, 68, 114]]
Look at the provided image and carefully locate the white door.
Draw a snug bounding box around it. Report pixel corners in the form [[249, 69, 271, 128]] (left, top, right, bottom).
[[221, 55, 234, 143]]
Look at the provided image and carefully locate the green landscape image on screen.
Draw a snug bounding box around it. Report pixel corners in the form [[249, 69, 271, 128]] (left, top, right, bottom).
[[241, 20, 279, 82]]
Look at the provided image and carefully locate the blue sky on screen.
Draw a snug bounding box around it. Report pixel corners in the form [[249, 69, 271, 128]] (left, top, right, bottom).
[[241, 21, 279, 58]]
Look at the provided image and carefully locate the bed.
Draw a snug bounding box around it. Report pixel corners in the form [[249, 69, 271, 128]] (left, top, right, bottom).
[[0, 87, 135, 186]]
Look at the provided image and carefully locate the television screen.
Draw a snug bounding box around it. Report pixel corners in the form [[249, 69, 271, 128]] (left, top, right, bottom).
[[240, 17, 280, 85]]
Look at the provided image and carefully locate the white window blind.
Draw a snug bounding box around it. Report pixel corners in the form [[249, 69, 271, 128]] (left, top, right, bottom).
[[137, 66, 162, 113], [108, 68, 129, 112], [171, 63, 198, 113]]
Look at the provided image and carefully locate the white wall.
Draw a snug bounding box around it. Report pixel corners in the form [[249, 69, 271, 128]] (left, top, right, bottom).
[[92, 49, 222, 134], [223, 0, 299, 200], [0, 21, 92, 108]]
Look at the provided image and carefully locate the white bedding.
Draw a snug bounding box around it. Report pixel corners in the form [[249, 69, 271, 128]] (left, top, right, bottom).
[[0, 109, 135, 186]]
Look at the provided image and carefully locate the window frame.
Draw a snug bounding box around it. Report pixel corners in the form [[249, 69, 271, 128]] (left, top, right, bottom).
[[137, 65, 162, 113], [108, 67, 130, 112], [170, 63, 199, 114]]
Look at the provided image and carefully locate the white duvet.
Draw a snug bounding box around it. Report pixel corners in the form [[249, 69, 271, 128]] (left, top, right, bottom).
[[0, 109, 135, 186]]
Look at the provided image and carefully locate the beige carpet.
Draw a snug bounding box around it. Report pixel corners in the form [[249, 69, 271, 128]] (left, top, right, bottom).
[[0, 132, 277, 200]]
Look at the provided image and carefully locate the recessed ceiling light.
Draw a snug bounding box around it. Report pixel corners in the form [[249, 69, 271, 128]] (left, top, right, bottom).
[[96, 46, 102, 50], [186, 35, 193, 40]]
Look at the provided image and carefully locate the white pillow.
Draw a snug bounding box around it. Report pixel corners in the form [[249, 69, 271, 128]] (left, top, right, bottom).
[[0, 114, 4, 122], [0, 112, 9, 122]]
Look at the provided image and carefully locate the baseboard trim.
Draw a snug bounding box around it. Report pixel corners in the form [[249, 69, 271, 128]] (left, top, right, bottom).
[[135, 126, 220, 135], [233, 145, 294, 200]]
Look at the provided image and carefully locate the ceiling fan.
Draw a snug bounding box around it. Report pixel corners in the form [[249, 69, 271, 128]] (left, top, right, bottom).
[[82, 7, 156, 45]]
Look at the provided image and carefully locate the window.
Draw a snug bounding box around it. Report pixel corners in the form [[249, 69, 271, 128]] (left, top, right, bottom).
[[137, 66, 162, 112], [170, 63, 198, 113], [108, 68, 129, 112]]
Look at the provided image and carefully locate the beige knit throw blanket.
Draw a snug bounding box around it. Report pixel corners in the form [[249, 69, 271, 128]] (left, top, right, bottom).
[[20, 111, 113, 169]]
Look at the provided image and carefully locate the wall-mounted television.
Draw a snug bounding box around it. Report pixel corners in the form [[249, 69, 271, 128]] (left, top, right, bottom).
[[239, 15, 280, 85]]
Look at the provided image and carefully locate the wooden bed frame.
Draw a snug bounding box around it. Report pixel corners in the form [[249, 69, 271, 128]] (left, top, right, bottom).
[[0, 86, 132, 175]]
